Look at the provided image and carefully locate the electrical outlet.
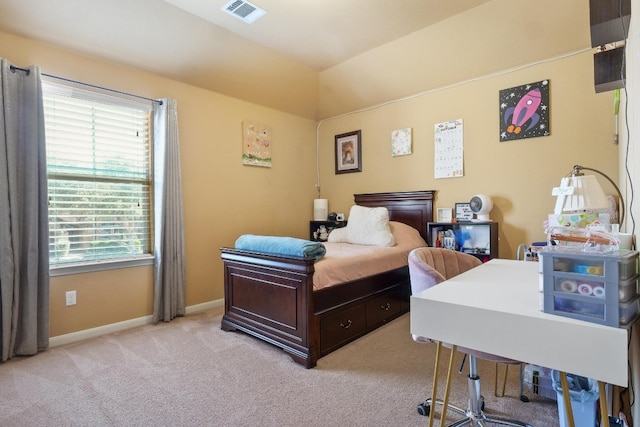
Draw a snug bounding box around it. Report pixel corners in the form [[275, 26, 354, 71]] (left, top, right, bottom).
[[65, 290, 76, 306]]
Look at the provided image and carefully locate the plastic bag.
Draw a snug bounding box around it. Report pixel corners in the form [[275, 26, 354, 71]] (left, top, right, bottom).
[[551, 370, 599, 403]]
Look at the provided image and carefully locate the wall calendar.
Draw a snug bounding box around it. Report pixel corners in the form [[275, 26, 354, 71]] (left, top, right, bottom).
[[434, 119, 463, 179]]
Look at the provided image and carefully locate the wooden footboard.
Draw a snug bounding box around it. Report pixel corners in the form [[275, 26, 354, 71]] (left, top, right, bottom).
[[221, 190, 435, 368], [220, 249, 318, 367], [220, 248, 410, 368]]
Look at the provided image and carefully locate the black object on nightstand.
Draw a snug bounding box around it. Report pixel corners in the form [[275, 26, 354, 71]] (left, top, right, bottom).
[[310, 220, 347, 242]]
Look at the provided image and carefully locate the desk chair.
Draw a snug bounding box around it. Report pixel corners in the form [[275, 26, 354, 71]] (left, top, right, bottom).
[[409, 247, 530, 427]]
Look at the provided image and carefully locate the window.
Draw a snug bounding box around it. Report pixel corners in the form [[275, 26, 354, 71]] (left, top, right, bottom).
[[43, 79, 153, 270]]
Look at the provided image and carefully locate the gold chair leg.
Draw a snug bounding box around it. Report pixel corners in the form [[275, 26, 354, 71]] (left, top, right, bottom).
[[493, 363, 510, 397], [501, 364, 509, 396]]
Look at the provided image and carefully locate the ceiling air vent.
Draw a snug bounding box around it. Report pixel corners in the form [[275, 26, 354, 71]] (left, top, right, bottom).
[[222, 0, 267, 24]]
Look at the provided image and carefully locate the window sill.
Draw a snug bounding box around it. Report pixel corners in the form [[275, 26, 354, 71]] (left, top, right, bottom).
[[50, 256, 154, 277]]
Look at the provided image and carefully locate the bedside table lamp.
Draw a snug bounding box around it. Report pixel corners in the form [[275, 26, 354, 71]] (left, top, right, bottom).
[[313, 198, 328, 221], [552, 164, 624, 227]]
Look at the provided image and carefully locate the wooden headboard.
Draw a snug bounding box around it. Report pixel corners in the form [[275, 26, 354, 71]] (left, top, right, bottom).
[[354, 190, 435, 242]]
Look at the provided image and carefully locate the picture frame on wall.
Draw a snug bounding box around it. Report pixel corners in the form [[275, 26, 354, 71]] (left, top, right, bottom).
[[499, 79, 550, 142], [335, 130, 362, 174], [437, 208, 453, 222], [242, 121, 272, 167]]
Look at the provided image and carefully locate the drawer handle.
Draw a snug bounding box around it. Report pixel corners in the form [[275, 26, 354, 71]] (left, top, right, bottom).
[[340, 320, 352, 329], [380, 302, 391, 311]]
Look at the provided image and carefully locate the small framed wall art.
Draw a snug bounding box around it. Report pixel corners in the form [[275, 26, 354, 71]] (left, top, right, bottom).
[[455, 202, 474, 221], [437, 208, 453, 222], [499, 79, 550, 142], [242, 121, 272, 167], [335, 130, 362, 174], [391, 128, 412, 156]]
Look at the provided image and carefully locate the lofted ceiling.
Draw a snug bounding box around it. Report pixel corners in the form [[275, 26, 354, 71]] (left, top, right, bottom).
[[158, 0, 491, 71], [0, 0, 491, 117]]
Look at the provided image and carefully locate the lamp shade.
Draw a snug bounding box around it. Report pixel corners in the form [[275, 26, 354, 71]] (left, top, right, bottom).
[[313, 199, 328, 221], [562, 174, 610, 212]]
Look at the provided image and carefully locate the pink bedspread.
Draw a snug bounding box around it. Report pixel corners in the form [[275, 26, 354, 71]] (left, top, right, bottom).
[[312, 222, 427, 290]]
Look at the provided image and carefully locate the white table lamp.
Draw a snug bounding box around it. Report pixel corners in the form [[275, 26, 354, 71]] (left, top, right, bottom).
[[313, 198, 328, 221], [552, 165, 624, 226]]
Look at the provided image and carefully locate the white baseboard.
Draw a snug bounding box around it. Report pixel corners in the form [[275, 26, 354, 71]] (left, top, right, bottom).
[[49, 299, 224, 348], [185, 299, 223, 315]]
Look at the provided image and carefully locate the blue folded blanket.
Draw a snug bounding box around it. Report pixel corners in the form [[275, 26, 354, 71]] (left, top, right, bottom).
[[235, 234, 326, 260]]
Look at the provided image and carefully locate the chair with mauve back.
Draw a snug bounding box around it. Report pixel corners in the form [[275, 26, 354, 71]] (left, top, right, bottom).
[[408, 247, 530, 427]]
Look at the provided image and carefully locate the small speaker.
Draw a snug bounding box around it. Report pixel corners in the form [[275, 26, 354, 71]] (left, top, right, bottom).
[[589, 0, 631, 47], [594, 47, 625, 93]]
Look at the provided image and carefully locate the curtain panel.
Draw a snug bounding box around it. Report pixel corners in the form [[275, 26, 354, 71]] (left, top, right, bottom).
[[152, 98, 186, 323], [0, 59, 50, 361]]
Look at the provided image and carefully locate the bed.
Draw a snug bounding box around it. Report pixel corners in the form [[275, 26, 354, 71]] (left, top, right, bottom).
[[220, 190, 435, 368]]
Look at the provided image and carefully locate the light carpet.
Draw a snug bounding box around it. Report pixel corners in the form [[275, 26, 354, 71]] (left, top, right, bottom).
[[0, 309, 560, 426]]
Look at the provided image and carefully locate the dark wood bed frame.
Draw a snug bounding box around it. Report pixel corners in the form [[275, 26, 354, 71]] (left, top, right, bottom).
[[220, 190, 435, 368]]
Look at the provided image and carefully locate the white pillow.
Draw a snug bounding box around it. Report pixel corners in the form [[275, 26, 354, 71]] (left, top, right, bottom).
[[327, 226, 349, 243], [332, 205, 395, 246]]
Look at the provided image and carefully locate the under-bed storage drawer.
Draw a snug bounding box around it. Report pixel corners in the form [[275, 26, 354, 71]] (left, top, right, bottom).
[[366, 289, 403, 328], [320, 304, 367, 354]]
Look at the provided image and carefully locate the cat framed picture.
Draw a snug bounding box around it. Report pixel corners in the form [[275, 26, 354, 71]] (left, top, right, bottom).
[[335, 130, 362, 174]]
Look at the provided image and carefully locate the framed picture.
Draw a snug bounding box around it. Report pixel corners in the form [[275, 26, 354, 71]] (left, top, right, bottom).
[[335, 130, 362, 174], [391, 128, 412, 156], [499, 79, 550, 142], [437, 208, 453, 222], [242, 121, 272, 167], [455, 202, 473, 221]]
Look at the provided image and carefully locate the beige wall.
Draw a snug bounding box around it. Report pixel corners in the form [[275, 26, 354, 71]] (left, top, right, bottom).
[[0, 0, 623, 338], [0, 30, 318, 337], [317, 50, 618, 259], [315, 0, 618, 259], [317, 0, 591, 119]]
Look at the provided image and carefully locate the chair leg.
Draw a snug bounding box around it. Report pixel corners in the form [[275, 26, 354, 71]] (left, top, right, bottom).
[[502, 365, 509, 396], [494, 363, 509, 397], [420, 345, 534, 426], [454, 355, 533, 427], [421, 342, 466, 425], [493, 362, 509, 397], [494, 363, 529, 402]]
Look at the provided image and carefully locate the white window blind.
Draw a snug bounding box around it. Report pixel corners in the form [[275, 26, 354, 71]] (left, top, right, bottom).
[[43, 79, 153, 266]]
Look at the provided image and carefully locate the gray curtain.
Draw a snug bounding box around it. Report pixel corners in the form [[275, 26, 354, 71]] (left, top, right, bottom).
[[152, 98, 185, 323], [0, 59, 49, 361]]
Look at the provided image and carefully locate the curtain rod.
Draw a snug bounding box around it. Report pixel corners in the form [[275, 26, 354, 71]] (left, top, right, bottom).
[[9, 65, 163, 105]]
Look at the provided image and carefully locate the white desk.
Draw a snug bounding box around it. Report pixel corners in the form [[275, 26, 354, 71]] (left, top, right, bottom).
[[410, 259, 631, 387]]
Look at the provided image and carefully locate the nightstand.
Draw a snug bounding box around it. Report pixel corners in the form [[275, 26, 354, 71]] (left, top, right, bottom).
[[427, 221, 499, 262], [309, 220, 347, 241]]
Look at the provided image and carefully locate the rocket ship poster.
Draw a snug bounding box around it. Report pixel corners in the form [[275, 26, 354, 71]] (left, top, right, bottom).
[[499, 80, 550, 141]]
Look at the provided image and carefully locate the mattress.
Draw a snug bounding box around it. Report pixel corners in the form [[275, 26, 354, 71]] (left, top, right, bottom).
[[312, 221, 427, 290]]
